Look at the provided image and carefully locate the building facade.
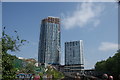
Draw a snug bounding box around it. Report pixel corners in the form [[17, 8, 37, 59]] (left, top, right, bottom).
[[65, 40, 84, 73], [38, 16, 60, 65]]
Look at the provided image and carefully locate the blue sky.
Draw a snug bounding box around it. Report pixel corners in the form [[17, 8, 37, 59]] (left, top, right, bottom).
[[2, 2, 118, 69]]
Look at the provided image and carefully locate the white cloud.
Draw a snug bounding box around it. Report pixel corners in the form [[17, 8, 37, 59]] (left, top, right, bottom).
[[93, 20, 100, 27], [99, 42, 118, 51], [62, 2, 104, 29]]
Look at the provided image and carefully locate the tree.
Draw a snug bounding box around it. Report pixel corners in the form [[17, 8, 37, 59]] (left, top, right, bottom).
[[0, 41, 2, 79], [95, 52, 120, 79], [95, 60, 106, 72], [1, 27, 27, 80], [45, 65, 64, 79], [25, 63, 35, 74], [2, 27, 26, 53]]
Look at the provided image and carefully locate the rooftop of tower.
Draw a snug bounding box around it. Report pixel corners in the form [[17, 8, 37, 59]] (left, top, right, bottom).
[[48, 16, 59, 18], [65, 40, 83, 43], [41, 16, 60, 24], [41, 16, 60, 20]]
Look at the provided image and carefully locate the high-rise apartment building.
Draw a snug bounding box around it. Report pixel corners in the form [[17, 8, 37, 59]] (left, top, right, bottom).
[[64, 40, 84, 72], [38, 16, 60, 65]]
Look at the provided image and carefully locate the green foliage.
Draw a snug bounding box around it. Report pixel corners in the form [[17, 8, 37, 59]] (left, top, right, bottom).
[[95, 52, 120, 78], [35, 67, 42, 73], [13, 58, 37, 74], [2, 49, 17, 79], [2, 52, 17, 80], [39, 72, 44, 77], [95, 60, 106, 71], [0, 41, 2, 79], [2, 27, 26, 53], [1, 27, 27, 80], [37, 65, 64, 79], [45, 66, 64, 79], [13, 58, 23, 69], [25, 63, 36, 73]]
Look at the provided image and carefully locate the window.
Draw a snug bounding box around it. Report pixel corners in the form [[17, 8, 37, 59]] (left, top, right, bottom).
[[76, 41, 77, 45], [73, 50, 75, 57]]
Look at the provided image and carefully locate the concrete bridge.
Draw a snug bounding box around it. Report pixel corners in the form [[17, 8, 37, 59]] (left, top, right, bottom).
[[63, 69, 104, 80]]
